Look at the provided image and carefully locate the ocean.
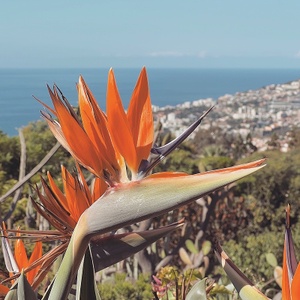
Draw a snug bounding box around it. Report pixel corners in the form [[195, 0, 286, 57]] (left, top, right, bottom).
[[1, 68, 300, 136]]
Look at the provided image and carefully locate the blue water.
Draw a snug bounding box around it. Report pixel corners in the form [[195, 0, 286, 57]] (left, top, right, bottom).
[[0, 68, 300, 136]]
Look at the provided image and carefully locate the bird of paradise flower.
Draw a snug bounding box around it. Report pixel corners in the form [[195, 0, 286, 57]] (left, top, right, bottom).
[[1, 67, 266, 299]]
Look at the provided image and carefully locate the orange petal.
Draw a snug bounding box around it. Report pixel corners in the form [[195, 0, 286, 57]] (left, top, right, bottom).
[[78, 77, 118, 176], [292, 263, 300, 300], [14, 238, 29, 271], [27, 241, 43, 284], [282, 239, 291, 300], [91, 177, 108, 203], [76, 163, 93, 206], [61, 167, 90, 222], [106, 69, 138, 173], [127, 67, 154, 164], [47, 171, 69, 212], [48, 86, 103, 177], [0, 284, 9, 296], [39, 176, 77, 229], [146, 172, 188, 179]]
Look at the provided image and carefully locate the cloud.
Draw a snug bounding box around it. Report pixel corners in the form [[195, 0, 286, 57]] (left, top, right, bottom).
[[147, 51, 207, 58], [148, 51, 185, 57], [196, 51, 207, 58], [295, 51, 300, 58]]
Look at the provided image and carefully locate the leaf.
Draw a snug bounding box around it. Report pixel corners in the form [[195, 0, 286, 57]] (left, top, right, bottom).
[[186, 278, 208, 300], [185, 239, 198, 254], [76, 248, 100, 300], [274, 266, 282, 288], [5, 271, 38, 300], [179, 247, 193, 266], [1, 235, 19, 274], [86, 160, 266, 237], [140, 106, 214, 177], [17, 271, 38, 300], [266, 253, 278, 268], [215, 243, 269, 300], [91, 220, 184, 272], [202, 241, 212, 256]]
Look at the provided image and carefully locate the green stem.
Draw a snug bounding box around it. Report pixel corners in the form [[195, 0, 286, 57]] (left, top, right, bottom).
[[46, 217, 90, 300]]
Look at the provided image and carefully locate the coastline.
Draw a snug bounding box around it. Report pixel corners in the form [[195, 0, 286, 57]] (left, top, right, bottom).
[[1, 68, 300, 136]]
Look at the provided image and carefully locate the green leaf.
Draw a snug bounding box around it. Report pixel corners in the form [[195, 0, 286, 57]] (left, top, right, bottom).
[[185, 239, 198, 254], [91, 220, 184, 272], [186, 278, 208, 300], [4, 286, 18, 300], [5, 271, 38, 300], [215, 243, 269, 300], [179, 247, 193, 265], [202, 241, 212, 256], [266, 252, 278, 268], [76, 247, 101, 300]]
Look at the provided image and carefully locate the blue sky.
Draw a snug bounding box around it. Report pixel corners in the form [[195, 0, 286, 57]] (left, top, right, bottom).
[[1, 0, 300, 68]]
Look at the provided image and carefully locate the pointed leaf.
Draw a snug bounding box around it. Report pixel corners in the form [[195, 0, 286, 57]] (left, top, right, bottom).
[[215, 243, 269, 300], [1, 235, 19, 274], [4, 285, 18, 300], [141, 107, 214, 177], [76, 248, 100, 300], [17, 271, 38, 300], [91, 220, 184, 271], [85, 159, 265, 237], [5, 271, 38, 300], [186, 278, 208, 300]]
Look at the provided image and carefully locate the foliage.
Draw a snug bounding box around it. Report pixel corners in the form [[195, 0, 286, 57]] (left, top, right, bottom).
[[3, 68, 300, 299], [236, 150, 300, 233], [22, 121, 73, 181], [0, 131, 20, 196], [223, 230, 284, 288], [97, 273, 153, 300]]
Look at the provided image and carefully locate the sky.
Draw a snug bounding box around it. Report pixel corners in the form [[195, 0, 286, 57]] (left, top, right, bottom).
[[1, 1, 300, 69]]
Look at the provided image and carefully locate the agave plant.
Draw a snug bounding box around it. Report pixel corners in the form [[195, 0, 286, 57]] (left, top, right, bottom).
[[1, 67, 266, 299], [215, 204, 300, 300]]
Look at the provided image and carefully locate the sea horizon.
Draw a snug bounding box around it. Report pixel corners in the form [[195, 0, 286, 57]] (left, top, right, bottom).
[[1, 67, 300, 136]]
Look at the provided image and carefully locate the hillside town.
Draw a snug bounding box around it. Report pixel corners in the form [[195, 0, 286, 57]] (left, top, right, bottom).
[[153, 79, 300, 152]]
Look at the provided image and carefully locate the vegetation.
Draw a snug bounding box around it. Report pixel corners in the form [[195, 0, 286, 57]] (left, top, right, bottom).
[[0, 68, 299, 299]]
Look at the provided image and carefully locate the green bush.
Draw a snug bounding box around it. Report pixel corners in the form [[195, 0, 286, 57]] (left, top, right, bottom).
[[98, 273, 153, 300]]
